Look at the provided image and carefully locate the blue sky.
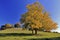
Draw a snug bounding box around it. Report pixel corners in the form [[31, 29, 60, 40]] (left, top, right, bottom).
[[0, 0, 60, 32]]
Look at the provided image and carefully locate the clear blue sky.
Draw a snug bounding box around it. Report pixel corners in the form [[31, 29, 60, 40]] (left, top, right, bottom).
[[0, 0, 60, 32]]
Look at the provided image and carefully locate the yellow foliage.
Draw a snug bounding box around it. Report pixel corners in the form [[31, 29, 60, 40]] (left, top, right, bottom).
[[20, 2, 58, 31], [5, 24, 12, 28]]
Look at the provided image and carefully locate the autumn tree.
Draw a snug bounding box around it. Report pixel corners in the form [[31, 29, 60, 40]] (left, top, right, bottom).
[[5, 24, 12, 29], [20, 2, 43, 34], [20, 2, 57, 34]]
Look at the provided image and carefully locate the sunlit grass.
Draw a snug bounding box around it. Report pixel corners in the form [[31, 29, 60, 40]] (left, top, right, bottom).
[[0, 28, 60, 40]]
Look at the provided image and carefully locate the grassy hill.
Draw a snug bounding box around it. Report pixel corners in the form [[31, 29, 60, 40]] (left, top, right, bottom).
[[0, 28, 60, 40]]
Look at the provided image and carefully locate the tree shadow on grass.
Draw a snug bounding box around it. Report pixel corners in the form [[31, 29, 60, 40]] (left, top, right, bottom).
[[0, 33, 33, 37], [27, 37, 60, 40], [0, 33, 60, 40]]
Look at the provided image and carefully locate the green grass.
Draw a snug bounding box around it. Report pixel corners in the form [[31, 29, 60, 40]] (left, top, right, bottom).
[[0, 28, 60, 40]]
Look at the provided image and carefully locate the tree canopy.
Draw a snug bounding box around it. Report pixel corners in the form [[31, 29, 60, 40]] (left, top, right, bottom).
[[20, 2, 58, 34]]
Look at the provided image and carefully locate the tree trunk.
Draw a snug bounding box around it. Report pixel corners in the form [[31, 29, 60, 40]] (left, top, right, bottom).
[[32, 30, 34, 34], [35, 29, 37, 35]]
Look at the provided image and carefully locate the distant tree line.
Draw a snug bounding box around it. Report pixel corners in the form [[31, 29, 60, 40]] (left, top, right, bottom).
[[1, 23, 21, 30]]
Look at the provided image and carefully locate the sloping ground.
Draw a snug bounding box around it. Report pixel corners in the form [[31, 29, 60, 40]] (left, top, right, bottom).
[[0, 28, 60, 40]]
